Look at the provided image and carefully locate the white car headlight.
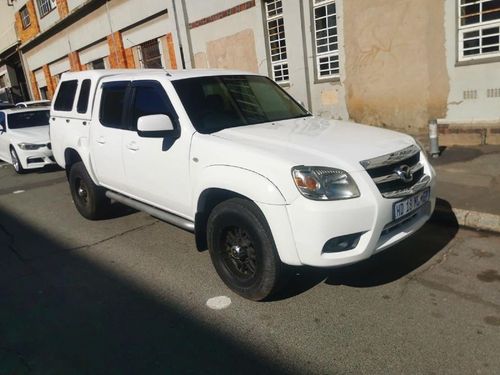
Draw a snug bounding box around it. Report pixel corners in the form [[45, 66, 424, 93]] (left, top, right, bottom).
[[18, 142, 45, 150], [292, 166, 360, 201]]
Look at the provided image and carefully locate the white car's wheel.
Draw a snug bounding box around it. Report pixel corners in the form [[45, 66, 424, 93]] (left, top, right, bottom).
[[10, 148, 25, 174]]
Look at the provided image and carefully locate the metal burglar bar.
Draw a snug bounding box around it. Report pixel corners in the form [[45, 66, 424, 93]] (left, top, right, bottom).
[[265, 0, 289, 83], [37, 0, 56, 18], [20, 6, 31, 28], [140, 39, 163, 69], [313, 0, 339, 79], [458, 0, 500, 61]]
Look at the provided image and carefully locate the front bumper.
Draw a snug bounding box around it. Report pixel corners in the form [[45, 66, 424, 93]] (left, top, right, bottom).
[[282, 166, 436, 268], [16, 146, 55, 169]]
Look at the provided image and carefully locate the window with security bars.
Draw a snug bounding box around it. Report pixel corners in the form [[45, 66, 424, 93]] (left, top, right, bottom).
[[37, 0, 56, 18], [140, 39, 163, 69], [313, 0, 339, 79], [20, 6, 30, 29], [265, 0, 289, 83], [458, 0, 500, 61]]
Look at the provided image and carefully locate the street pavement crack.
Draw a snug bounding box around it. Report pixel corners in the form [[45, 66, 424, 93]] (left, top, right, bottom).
[[0, 346, 32, 373], [399, 239, 463, 298], [0, 221, 28, 264], [64, 220, 160, 253]]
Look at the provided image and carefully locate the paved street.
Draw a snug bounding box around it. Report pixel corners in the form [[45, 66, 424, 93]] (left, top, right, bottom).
[[0, 162, 499, 375]]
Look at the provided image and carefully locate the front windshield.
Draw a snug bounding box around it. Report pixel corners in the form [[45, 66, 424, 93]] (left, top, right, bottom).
[[8, 110, 50, 129], [172, 75, 310, 134]]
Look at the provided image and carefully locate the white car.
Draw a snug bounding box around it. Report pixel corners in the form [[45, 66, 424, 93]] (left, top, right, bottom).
[[50, 69, 436, 300], [0, 107, 55, 173], [15, 100, 52, 108]]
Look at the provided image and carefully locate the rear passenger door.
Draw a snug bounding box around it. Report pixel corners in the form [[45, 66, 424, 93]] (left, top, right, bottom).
[[121, 80, 192, 217], [91, 81, 130, 192]]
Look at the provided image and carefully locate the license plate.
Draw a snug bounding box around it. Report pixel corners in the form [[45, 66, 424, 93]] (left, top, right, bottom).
[[393, 188, 430, 220]]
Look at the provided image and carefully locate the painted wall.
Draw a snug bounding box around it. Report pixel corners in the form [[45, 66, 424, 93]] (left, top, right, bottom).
[[0, 1, 17, 52], [342, 0, 449, 133]]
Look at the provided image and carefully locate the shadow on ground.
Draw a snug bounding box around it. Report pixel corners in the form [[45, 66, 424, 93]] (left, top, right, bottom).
[[0, 208, 291, 374], [271, 199, 459, 300]]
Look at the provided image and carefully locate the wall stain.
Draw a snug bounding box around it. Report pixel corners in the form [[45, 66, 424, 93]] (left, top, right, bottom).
[[484, 316, 500, 326], [477, 269, 500, 283]]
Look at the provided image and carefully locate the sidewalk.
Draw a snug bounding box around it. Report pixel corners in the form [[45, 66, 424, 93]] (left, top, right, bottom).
[[429, 144, 500, 233]]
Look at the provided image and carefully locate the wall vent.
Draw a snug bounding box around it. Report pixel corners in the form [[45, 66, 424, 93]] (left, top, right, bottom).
[[487, 88, 500, 98], [463, 90, 478, 100]]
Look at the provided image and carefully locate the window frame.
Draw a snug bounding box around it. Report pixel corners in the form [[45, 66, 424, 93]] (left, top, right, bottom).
[[457, 0, 500, 63], [311, 0, 341, 81], [20, 6, 31, 29], [37, 0, 56, 19], [263, 0, 290, 84], [129, 80, 178, 131], [54, 79, 78, 112], [99, 81, 131, 130]]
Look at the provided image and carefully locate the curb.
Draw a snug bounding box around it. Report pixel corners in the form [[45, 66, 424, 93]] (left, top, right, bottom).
[[433, 205, 500, 234]]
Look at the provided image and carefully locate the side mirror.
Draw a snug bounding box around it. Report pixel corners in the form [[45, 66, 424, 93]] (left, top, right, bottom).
[[137, 114, 175, 138], [0, 124, 5, 133]]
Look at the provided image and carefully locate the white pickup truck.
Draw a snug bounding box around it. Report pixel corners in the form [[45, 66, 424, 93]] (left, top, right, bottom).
[[50, 69, 436, 300]]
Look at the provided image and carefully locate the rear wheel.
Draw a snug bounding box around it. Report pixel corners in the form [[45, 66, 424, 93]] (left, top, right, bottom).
[[207, 198, 284, 301], [10, 148, 25, 174], [69, 162, 110, 220]]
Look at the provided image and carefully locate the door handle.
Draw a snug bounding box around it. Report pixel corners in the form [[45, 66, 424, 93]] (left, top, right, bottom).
[[66, 119, 70, 123], [96, 137, 106, 145], [126, 142, 139, 151]]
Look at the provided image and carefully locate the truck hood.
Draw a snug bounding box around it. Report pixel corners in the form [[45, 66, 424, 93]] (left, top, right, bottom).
[[212, 116, 416, 172], [8, 126, 50, 143]]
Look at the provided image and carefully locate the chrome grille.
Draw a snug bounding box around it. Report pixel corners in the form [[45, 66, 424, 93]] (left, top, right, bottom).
[[360, 145, 429, 199]]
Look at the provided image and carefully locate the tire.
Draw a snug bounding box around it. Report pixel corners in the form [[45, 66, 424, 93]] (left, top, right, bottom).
[[69, 161, 110, 220], [207, 198, 284, 301], [10, 147, 25, 174]]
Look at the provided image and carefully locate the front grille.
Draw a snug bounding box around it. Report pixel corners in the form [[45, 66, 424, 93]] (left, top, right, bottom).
[[360, 145, 428, 198]]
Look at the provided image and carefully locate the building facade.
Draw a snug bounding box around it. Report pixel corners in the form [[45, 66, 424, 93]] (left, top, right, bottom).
[[1, 0, 499, 143]]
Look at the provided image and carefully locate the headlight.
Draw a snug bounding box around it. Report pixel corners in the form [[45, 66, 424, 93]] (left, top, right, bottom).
[[292, 166, 360, 200], [18, 142, 45, 150]]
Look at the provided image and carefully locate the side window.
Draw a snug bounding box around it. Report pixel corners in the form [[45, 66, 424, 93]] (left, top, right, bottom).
[[0, 112, 5, 128], [131, 81, 177, 130], [99, 82, 129, 129], [54, 80, 78, 111], [77, 79, 91, 114]]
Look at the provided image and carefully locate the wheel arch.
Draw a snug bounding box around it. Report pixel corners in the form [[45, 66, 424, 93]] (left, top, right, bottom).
[[64, 147, 99, 183]]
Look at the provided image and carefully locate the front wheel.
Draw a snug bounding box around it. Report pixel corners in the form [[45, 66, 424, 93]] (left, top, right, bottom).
[[207, 198, 284, 301], [69, 162, 110, 220], [10, 148, 25, 174]]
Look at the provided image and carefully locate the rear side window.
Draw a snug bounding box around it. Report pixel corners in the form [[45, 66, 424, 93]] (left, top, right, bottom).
[[77, 79, 91, 114], [99, 82, 128, 129], [54, 80, 78, 111], [8, 110, 50, 129]]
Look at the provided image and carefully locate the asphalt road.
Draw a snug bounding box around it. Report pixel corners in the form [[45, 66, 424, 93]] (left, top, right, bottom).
[[0, 162, 499, 375]]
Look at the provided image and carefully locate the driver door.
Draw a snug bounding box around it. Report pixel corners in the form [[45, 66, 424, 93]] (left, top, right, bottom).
[[121, 80, 192, 218]]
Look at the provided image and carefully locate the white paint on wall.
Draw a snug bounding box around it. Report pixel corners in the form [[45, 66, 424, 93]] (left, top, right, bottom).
[[79, 40, 109, 65], [189, 5, 268, 75], [0, 0, 17, 52], [49, 57, 70, 75], [34, 68, 46, 87], [67, 0, 87, 14], [444, 0, 500, 122], [184, 0, 245, 23], [122, 13, 169, 49]]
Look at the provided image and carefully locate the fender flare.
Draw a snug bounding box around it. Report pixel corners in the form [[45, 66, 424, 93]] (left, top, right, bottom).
[[194, 165, 286, 207]]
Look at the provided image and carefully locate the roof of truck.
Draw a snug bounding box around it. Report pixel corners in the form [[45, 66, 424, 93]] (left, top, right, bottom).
[[59, 69, 259, 82]]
